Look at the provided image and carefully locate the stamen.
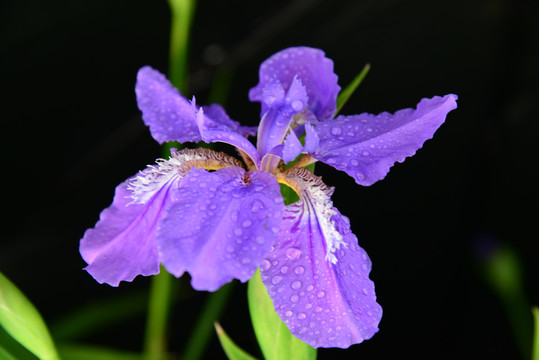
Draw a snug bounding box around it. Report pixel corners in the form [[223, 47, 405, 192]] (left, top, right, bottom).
[[279, 168, 347, 264], [127, 148, 244, 205]]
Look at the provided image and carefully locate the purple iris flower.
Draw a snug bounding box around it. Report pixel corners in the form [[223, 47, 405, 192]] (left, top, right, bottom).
[[80, 46, 457, 348]]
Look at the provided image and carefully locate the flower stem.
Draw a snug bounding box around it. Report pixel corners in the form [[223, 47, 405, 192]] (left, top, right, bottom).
[[167, 0, 197, 92], [143, 266, 174, 360]]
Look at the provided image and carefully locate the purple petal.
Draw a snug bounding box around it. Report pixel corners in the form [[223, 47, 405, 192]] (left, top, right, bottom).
[[136, 66, 202, 144], [303, 123, 320, 153], [313, 94, 458, 185], [256, 77, 308, 157], [157, 167, 284, 291], [282, 130, 303, 163], [261, 202, 381, 348], [204, 103, 258, 138], [193, 103, 261, 166], [80, 177, 179, 286], [261, 169, 381, 348], [249, 47, 340, 121]]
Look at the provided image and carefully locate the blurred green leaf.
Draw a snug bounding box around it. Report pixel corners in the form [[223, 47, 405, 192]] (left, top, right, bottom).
[[58, 344, 145, 360], [532, 306, 539, 360], [0, 272, 59, 360], [214, 322, 257, 360], [335, 63, 370, 115], [0, 345, 19, 360], [247, 270, 316, 360]]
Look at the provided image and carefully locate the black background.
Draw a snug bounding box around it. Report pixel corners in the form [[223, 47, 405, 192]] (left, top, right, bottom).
[[2, 0, 538, 359]]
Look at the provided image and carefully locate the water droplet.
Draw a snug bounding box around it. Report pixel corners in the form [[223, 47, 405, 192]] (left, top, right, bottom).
[[290, 294, 299, 302], [280, 266, 289, 274], [255, 185, 264, 192], [331, 127, 342, 136], [362, 151, 370, 157], [274, 196, 283, 204], [271, 276, 282, 285], [255, 236, 265, 244], [260, 260, 271, 271], [297, 313, 306, 320], [234, 228, 243, 236], [291, 281, 302, 290], [366, 127, 373, 132], [285, 310, 293, 317], [251, 200, 264, 212], [230, 211, 238, 221], [242, 220, 252, 228], [350, 159, 359, 166], [271, 226, 279, 234], [291, 100, 304, 112], [355, 172, 365, 181], [294, 266, 305, 275], [306, 285, 314, 291], [317, 291, 325, 298], [286, 248, 301, 260], [361, 263, 368, 271], [315, 306, 323, 313], [362, 288, 369, 295]]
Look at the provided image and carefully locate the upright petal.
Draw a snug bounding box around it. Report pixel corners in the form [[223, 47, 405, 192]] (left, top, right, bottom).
[[262, 168, 381, 348], [249, 47, 340, 121], [203, 103, 258, 138], [193, 103, 261, 166], [80, 176, 178, 286], [157, 167, 284, 291], [256, 77, 308, 157], [136, 66, 202, 144], [313, 94, 458, 186]]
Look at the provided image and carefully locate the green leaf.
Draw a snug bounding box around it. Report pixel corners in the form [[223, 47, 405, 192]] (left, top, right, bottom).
[[247, 270, 316, 360], [0, 272, 59, 360], [57, 344, 145, 360], [532, 306, 539, 360], [214, 322, 258, 360], [0, 345, 19, 360], [335, 63, 370, 115]]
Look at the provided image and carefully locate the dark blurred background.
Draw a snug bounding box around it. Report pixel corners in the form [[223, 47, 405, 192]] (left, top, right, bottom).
[[1, 0, 538, 359]]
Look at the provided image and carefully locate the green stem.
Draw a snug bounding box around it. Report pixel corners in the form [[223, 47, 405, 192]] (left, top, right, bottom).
[[143, 267, 174, 360], [168, 0, 197, 92]]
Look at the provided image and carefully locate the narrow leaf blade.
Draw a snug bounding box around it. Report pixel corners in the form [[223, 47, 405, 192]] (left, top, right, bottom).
[[214, 322, 258, 360], [335, 63, 370, 115], [0, 272, 59, 360], [247, 270, 316, 360]]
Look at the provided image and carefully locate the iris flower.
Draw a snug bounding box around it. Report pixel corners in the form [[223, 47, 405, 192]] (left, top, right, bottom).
[[80, 47, 457, 348]]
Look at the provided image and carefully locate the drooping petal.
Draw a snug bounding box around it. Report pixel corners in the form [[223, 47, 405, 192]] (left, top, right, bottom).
[[249, 47, 340, 121], [262, 168, 381, 348], [157, 167, 284, 291], [256, 77, 308, 157], [313, 94, 458, 186], [136, 66, 202, 144], [193, 102, 261, 166], [79, 148, 245, 286], [80, 177, 177, 286]]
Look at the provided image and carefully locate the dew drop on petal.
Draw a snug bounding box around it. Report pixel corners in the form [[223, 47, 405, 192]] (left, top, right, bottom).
[[255, 236, 265, 244], [286, 248, 301, 260], [285, 310, 293, 317], [260, 260, 271, 271], [242, 220, 252, 228], [290, 294, 299, 302], [280, 265, 289, 274], [271, 276, 283, 285], [294, 266, 305, 275], [291, 100, 304, 112], [234, 228, 243, 236], [356, 172, 365, 181], [362, 151, 370, 157], [297, 313, 307, 320], [317, 291, 326, 298], [291, 280, 302, 290], [331, 127, 342, 136], [350, 159, 359, 166]]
